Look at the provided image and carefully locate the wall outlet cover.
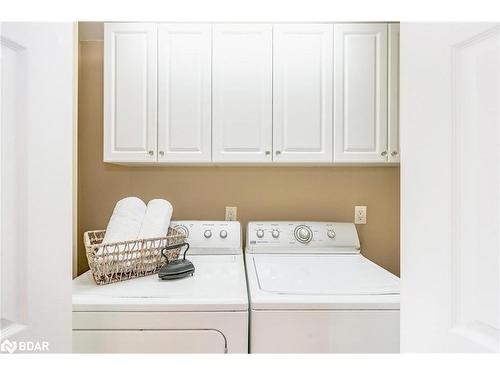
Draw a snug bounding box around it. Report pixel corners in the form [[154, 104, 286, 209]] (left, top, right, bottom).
[[354, 205, 367, 224], [225, 206, 237, 221]]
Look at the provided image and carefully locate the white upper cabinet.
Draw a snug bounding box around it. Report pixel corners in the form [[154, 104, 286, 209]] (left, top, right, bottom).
[[212, 24, 273, 162], [104, 23, 157, 163], [388, 23, 400, 163], [333, 23, 388, 162], [273, 24, 333, 162], [157, 24, 212, 162], [102, 22, 399, 165]]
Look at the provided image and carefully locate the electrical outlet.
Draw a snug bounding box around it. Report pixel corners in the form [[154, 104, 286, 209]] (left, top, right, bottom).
[[354, 206, 367, 224], [225, 206, 237, 221]]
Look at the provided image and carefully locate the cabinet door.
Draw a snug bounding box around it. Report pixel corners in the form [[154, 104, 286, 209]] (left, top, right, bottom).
[[158, 24, 212, 162], [212, 24, 273, 162], [333, 23, 388, 162], [273, 24, 333, 163], [388, 23, 400, 163], [104, 23, 157, 163]]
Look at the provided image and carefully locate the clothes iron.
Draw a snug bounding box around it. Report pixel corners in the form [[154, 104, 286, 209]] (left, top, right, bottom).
[[158, 242, 195, 280]]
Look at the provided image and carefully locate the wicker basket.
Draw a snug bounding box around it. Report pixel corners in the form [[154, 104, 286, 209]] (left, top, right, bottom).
[[84, 227, 186, 285]]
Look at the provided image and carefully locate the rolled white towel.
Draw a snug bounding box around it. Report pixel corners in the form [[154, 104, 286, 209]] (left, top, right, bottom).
[[138, 199, 173, 240], [102, 197, 147, 244]]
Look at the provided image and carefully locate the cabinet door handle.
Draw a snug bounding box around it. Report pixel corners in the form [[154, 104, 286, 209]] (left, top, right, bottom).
[[391, 150, 398, 156], [159, 151, 164, 156], [265, 151, 271, 155], [148, 150, 154, 156], [381, 151, 387, 156], [275, 150, 281, 155]]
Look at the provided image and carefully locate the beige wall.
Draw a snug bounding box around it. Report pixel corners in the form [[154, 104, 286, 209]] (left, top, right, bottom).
[[77, 41, 401, 276]]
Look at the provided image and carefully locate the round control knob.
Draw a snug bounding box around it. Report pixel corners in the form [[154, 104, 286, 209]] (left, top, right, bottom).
[[327, 229, 336, 239], [256, 229, 265, 238], [272, 229, 280, 238], [298, 228, 310, 240], [219, 229, 228, 239], [204, 229, 212, 238], [174, 225, 189, 238], [294, 225, 312, 244]]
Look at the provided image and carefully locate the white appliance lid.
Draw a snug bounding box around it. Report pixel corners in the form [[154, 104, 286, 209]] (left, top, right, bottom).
[[73, 254, 248, 312], [252, 254, 400, 295]]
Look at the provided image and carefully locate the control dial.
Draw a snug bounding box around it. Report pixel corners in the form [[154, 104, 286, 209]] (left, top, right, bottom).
[[174, 225, 189, 238], [294, 225, 313, 244], [204, 229, 212, 238], [256, 229, 265, 238], [219, 229, 228, 239], [327, 229, 336, 239], [272, 229, 280, 238]]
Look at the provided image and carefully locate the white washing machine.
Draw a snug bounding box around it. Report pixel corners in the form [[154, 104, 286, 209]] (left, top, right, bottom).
[[246, 221, 400, 353], [73, 221, 248, 353]]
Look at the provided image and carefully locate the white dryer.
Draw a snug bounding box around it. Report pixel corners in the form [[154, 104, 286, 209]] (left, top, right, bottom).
[[246, 221, 400, 353], [73, 221, 248, 353]]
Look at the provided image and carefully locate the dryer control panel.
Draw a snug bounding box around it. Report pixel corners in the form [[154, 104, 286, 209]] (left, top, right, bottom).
[[246, 222, 360, 254], [171, 221, 241, 254]]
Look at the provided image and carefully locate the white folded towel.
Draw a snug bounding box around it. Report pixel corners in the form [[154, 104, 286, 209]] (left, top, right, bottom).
[[102, 197, 147, 244], [138, 199, 173, 240]]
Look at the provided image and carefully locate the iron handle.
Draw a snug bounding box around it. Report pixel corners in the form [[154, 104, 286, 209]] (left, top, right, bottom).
[[148, 150, 154, 156], [275, 150, 281, 155], [381, 151, 387, 157], [391, 150, 398, 156], [265, 150, 271, 155], [159, 151, 165, 156]]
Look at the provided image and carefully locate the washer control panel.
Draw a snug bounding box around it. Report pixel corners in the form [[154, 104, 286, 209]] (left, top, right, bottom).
[[246, 222, 360, 254], [171, 221, 241, 254]]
